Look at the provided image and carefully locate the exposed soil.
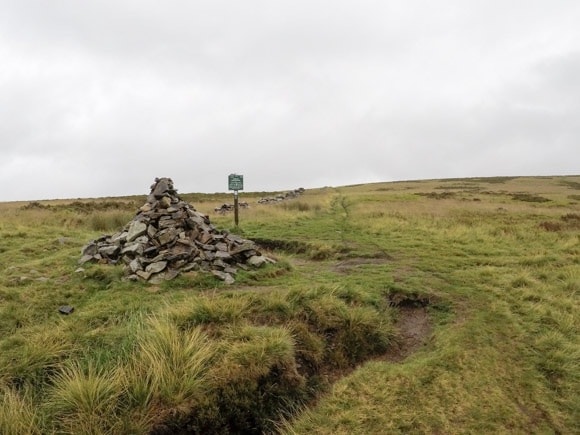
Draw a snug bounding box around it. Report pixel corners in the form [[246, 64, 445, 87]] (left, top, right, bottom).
[[384, 305, 432, 362], [253, 238, 312, 254], [384, 294, 433, 362], [298, 253, 433, 362]]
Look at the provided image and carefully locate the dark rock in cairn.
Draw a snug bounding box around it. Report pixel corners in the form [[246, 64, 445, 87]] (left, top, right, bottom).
[[80, 177, 275, 284]]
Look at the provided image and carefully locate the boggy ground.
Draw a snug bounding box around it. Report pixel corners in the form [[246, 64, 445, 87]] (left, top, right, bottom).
[[0, 175, 579, 434]]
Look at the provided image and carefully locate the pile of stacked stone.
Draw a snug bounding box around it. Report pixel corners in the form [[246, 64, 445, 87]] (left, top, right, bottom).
[[214, 202, 249, 214], [79, 177, 274, 284], [257, 188, 305, 204]]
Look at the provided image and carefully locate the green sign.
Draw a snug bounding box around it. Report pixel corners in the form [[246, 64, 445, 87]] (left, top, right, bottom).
[[228, 174, 244, 191]]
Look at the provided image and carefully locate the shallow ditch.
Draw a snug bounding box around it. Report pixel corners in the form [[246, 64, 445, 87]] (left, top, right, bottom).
[[151, 241, 436, 434], [149, 291, 437, 435], [253, 238, 433, 364]]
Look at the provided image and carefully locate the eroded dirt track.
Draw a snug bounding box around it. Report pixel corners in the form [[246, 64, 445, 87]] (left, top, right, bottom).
[[385, 305, 432, 362]]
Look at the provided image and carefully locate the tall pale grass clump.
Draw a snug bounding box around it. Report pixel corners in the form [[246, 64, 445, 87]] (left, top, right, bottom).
[[558, 268, 579, 292], [126, 317, 215, 407], [170, 297, 250, 327], [340, 306, 395, 359], [1, 207, 54, 228], [89, 211, 134, 232], [1, 328, 72, 387], [48, 362, 123, 434], [302, 296, 394, 367], [0, 387, 42, 435], [222, 325, 298, 379], [248, 291, 296, 322]]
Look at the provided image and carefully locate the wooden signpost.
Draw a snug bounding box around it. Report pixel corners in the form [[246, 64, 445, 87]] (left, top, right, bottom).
[[228, 174, 244, 226]]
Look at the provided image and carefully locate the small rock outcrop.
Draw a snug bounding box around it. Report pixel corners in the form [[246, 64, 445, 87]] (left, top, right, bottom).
[[80, 177, 274, 284]]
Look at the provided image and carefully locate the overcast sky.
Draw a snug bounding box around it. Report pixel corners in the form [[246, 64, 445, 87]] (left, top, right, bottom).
[[1, 0, 579, 201]]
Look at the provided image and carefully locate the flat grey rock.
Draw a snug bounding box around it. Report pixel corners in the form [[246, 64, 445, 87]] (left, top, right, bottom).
[[126, 221, 147, 242], [99, 245, 120, 257], [58, 305, 74, 315], [247, 255, 268, 268], [146, 261, 167, 274], [212, 270, 235, 285], [78, 254, 94, 265]]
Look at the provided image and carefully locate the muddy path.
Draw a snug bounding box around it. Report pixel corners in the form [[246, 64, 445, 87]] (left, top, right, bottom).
[[385, 304, 432, 362]]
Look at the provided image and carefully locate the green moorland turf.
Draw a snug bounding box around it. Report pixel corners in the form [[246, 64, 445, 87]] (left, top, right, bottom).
[[0, 176, 578, 434]]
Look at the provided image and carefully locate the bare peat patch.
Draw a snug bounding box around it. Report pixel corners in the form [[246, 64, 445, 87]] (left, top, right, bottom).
[[385, 292, 434, 362], [254, 237, 336, 260], [539, 213, 580, 232], [253, 238, 311, 255]]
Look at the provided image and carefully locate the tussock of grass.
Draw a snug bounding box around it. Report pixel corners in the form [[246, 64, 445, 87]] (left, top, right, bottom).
[[185, 325, 306, 434], [340, 307, 394, 359], [288, 321, 326, 373], [89, 211, 134, 232], [285, 287, 396, 368], [48, 362, 123, 434], [220, 325, 298, 379], [0, 327, 72, 389], [171, 296, 251, 327], [0, 387, 42, 435], [300, 294, 350, 330], [248, 291, 296, 321], [127, 317, 214, 407]]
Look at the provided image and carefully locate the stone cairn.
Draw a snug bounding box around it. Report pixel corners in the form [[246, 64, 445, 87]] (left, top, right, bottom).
[[79, 177, 274, 284]]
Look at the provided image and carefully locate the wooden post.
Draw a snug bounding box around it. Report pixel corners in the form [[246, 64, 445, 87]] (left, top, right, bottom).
[[234, 190, 239, 226], [228, 174, 243, 227]]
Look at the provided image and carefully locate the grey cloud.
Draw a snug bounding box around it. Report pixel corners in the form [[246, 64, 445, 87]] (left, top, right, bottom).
[[1, 1, 579, 201]]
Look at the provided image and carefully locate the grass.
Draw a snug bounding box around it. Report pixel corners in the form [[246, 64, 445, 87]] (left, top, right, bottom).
[[49, 362, 123, 434], [130, 317, 214, 403], [0, 387, 42, 435], [0, 175, 579, 433]]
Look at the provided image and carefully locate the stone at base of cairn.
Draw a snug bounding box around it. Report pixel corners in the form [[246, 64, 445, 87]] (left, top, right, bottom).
[[80, 177, 275, 284]]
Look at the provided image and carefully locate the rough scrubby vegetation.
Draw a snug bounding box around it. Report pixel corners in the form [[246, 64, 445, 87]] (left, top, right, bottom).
[[0, 175, 579, 434]]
